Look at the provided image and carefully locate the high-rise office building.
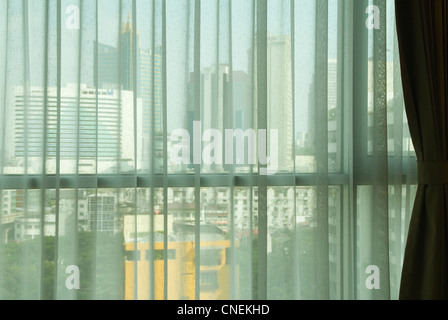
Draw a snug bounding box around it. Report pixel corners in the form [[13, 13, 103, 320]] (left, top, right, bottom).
[[96, 20, 163, 172], [186, 67, 251, 173], [306, 59, 339, 172], [250, 34, 294, 173], [10, 84, 141, 174]]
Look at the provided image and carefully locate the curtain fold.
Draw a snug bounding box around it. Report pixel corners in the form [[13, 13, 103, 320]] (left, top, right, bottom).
[[395, 0, 448, 300]]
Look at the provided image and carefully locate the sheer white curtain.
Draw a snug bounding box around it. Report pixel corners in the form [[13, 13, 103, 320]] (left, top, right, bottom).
[[0, 0, 416, 300]]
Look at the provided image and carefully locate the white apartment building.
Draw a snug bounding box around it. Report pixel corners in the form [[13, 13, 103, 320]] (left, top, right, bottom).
[[14, 212, 55, 242]]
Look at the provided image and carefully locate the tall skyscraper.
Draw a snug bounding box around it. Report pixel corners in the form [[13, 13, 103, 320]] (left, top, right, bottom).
[[307, 59, 339, 172], [97, 19, 162, 131], [96, 19, 163, 172], [251, 34, 294, 172], [187, 67, 251, 172]]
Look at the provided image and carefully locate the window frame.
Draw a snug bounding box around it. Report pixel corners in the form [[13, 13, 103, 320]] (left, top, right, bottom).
[[0, 0, 418, 301]]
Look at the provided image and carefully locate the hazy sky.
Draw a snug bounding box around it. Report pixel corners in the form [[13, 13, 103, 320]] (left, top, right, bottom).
[[1, 0, 398, 133]]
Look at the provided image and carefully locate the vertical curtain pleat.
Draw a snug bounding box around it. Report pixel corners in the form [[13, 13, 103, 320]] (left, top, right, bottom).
[[0, 0, 7, 178], [371, 0, 390, 300], [339, 0, 355, 300], [40, 0, 50, 300], [131, 0, 139, 300], [193, 0, 201, 301], [226, 0, 238, 300], [147, 0, 155, 301], [160, 0, 169, 300], [22, 0, 38, 299], [289, 0, 300, 300], [255, 0, 268, 301], [54, 0, 62, 300], [314, 0, 329, 299]]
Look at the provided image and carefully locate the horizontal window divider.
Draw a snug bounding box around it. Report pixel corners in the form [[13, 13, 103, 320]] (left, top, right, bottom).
[[0, 172, 413, 190], [353, 173, 418, 186]]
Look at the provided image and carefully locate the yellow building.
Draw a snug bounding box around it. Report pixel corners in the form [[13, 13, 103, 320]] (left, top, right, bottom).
[[125, 239, 239, 300]]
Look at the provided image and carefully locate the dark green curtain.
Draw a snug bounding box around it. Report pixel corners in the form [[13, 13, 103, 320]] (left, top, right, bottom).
[[395, 0, 448, 299]]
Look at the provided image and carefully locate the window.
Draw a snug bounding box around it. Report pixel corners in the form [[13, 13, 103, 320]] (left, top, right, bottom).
[[200, 248, 222, 266], [153, 249, 176, 261], [125, 250, 141, 262], [200, 270, 219, 292], [0, 0, 416, 300]]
